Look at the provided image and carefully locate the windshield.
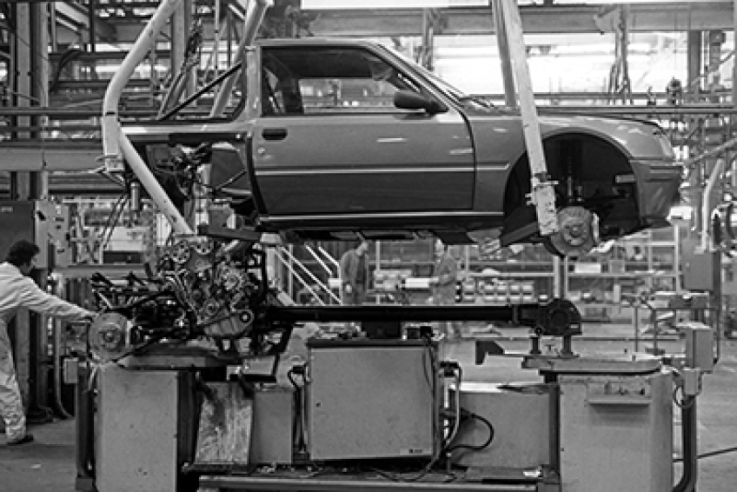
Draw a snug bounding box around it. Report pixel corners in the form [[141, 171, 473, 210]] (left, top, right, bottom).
[[379, 45, 469, 102]]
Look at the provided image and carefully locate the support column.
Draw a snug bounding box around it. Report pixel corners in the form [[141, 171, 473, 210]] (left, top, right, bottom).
[[733, 0, 737, 188], [492, 0, 516, 108], [9, 2, 51, 421], [734, 0, 737, 108], [687, 31, 702, 97], [498, 0, 558, 238], [170, 0, 196, 97]]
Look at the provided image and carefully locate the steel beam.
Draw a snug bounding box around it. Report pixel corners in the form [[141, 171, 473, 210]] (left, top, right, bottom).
[[97, 3, 737, 44], [54, 1, 116, 41], [306, 4, 735, 36], [199, 475, 537, 491]]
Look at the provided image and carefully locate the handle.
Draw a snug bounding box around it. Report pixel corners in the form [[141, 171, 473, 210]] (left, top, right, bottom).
[[262, 128, 288, 141]]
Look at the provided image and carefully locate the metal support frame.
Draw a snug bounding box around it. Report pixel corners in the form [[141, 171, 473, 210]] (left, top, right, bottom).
[[496, 0, 558, 237], [606, 6, 633, 105], [101, 0, 193, 234], [417, 9, 440, 71], [210, 0, 272, 117], [100, 0, 272, 236], [265, 298, 581, 338], [491, 0, 516, 109], [199, 475, 538, 491]]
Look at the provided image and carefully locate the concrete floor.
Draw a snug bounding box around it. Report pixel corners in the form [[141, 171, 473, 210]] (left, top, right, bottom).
[[2, 324, 736, 492]]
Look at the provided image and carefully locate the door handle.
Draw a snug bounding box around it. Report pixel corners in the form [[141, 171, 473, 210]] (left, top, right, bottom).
[[262, 128, 288, 141]]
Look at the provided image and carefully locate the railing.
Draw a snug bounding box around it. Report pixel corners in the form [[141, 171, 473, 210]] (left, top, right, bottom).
[[274, 245, 341, 306]]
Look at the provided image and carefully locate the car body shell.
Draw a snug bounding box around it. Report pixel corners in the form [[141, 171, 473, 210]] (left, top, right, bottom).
[[124, 38, 682, 246]]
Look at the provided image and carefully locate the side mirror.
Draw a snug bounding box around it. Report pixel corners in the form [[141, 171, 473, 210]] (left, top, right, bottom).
[[393, 90, 446, 115]]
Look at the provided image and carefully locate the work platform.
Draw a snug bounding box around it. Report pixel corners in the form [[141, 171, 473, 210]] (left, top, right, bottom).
[[2, 334, 736, 492]]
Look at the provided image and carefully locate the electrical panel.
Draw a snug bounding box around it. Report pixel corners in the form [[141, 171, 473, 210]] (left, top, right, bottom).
[[306, 340, 435, 461]]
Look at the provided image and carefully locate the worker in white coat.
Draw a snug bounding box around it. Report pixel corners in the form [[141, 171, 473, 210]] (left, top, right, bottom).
[[0, 240, 96, 446]]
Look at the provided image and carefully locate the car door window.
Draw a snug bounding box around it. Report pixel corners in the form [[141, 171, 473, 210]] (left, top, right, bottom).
[[261, 46, 424, 116]]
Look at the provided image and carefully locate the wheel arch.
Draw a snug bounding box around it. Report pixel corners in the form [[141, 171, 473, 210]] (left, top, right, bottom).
[[501, 130, 639, 244]]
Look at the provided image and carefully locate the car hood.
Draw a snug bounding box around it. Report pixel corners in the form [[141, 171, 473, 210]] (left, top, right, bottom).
[[463, 106, 675, 162]]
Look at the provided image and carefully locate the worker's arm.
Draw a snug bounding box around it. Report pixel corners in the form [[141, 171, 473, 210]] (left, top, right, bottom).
[[16, 277, 95, 322]]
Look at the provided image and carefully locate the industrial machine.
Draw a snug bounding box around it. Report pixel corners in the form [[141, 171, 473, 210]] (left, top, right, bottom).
[[75, 235, 714, 491], [65, 1, 712, 492]]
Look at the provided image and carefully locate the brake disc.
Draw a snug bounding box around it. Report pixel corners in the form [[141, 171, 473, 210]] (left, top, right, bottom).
[[548, 206, 600, 257]]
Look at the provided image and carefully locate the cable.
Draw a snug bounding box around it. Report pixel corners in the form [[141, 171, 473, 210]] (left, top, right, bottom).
[[674, 445, 737, 463], [444, 370, 462, 448], [673, 386, 695, 410], [100, 193, 129, 249], [444, 411, 495, 454]]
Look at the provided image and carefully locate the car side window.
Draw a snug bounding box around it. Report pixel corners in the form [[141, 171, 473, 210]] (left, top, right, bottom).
[[261, 46, 423, 116]]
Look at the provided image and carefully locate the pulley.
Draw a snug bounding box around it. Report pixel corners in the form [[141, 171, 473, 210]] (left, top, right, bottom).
[[88, 312, 132, 361]]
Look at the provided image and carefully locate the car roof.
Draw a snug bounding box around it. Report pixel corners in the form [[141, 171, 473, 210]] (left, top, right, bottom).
[[256, 38, 379, 48]]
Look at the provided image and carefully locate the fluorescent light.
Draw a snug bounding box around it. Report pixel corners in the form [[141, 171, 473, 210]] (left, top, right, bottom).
[[556, 0, 711, 3], [302, 0, 489, 9]]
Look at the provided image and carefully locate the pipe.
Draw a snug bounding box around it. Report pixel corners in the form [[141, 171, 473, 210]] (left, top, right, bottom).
[[700, 158, 725, 252], [52, 318, 73, 419], [46, 274, 73, 419], [100, 0, 193, 234], [74, 358, 95, 481], [210, 0, 273, 117], [101, 0, 183, 171], [213, 0, 221, 80], [673, 397, 698, 492]]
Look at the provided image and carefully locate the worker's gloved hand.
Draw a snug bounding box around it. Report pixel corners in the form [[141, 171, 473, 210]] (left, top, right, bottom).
[[344, 284, 353, 294]]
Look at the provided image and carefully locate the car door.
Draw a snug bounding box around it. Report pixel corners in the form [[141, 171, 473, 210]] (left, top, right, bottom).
[[249, 44, 475, 218]]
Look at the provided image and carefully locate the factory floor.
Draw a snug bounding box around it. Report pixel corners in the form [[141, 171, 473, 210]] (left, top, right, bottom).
[[2, 323, 736, 492]]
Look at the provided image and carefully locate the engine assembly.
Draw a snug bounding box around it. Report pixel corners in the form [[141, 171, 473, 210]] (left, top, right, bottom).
[[88, 236, 289, 362]]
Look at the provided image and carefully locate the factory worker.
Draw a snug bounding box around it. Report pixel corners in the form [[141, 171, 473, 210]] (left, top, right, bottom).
[[0, 240, 96, 446], [340, 240, 371, 305], [429, 239, 460, 339]]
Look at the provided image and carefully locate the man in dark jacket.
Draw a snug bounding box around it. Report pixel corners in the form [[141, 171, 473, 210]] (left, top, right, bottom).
[[429, 239, 460, 339], [339, 241, 370, 305]]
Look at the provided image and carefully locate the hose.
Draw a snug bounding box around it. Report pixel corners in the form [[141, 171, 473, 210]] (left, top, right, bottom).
[[52, 318, 73, 419], [673, 396, 698, 492]]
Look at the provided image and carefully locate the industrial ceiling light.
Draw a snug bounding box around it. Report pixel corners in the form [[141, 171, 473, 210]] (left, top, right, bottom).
[[301, 0, 489, 9]]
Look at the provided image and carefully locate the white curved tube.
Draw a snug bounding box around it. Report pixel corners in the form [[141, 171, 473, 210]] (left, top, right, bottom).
[[102, 0, 184, 170]]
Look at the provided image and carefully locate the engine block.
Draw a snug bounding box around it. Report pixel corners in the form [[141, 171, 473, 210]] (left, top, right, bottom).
[[88, 236, 287, 361]]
